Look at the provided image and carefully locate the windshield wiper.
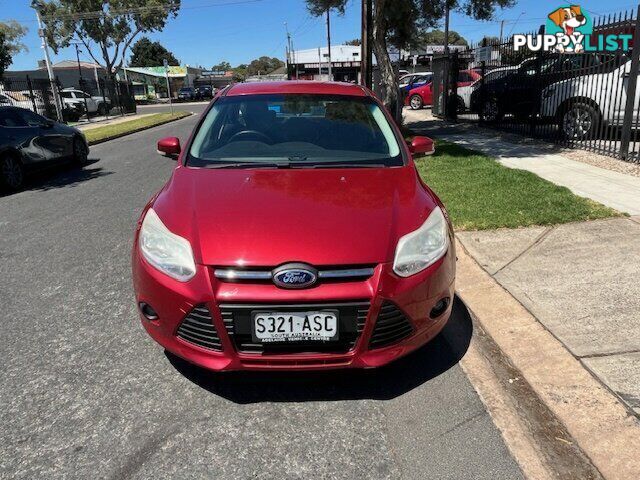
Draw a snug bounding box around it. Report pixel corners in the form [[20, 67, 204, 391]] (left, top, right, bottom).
[[289, 162, 387, 169], [201, 161, 291, 169]]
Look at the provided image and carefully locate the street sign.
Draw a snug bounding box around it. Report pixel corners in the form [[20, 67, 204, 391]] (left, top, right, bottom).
[[475, 46, 493, 63]]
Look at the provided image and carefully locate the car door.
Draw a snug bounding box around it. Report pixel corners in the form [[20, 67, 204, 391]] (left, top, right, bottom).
[[78, 91, 98, 113], [0, 108, 47, 167], [19, 109, 72, 161]]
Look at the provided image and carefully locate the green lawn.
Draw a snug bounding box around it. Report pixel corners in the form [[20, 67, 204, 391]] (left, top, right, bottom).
[[84, 111, 191, 145], [414, 140, 620, 231]]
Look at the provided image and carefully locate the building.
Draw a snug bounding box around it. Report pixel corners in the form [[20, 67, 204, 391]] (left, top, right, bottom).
[[120, 65, 203, 100], [3, 60, 108, 89], [245, 66, 288, 83], [289, 45, 363, 83]]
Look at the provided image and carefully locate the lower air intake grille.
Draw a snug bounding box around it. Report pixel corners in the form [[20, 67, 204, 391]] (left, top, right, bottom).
[[176, 305, 223, 351], [221, 302, 370, 354], [369, 302, 414, 349]]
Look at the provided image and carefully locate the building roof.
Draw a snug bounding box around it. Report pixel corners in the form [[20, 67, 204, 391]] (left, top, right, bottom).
[[290, 45, 362, 65], [48, 60, 104, 70], [226, 81, 367, 97]]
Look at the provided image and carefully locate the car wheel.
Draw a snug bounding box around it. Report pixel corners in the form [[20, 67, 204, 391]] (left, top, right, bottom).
[[0, 154, 25, 191], [72, 137, 88, 166], [456, 96, 466, 113], [561, 103, 599, 140], [409, 94, 423, 110], [97, 103, 106, 116], [482, 98, 502, 122]]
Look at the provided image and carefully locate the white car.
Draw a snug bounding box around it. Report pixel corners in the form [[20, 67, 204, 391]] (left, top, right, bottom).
[[60, 88, 111, 116], [540, 58, 632, 139], [457, 66, 518, 111], [0, 89, 49, 116]]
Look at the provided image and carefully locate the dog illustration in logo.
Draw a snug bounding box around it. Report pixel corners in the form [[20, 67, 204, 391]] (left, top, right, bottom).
[[548, 5, 587, 52]]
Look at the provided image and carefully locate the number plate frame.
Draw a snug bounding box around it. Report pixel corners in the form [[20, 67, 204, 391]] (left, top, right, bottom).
[[251, 310, 340, 343]]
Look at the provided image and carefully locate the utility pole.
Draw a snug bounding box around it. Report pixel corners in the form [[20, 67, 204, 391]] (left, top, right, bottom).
[[444, 2, 450, 54], [34, 5, 63, 122], [164, 59, 173, 115], [360, 0, 372, 88], [72, 42, 90, 121], [284, 22, 293, 78], [326, 8, 332, 79], [499, 20, 505, 43]]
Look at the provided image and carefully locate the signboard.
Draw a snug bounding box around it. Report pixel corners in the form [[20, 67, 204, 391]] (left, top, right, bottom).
[[475, 46, 493, 63]]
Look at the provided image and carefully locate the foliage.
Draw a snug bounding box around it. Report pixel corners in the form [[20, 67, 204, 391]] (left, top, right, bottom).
[[246, 56, 284, 76], [33, 0, 180, 75], [0, 20, 29, 55], [0, 31, 12, 78], [129, 37, 179, 67], [344, 38, 361, 46], [414, 140, 618, 230], [306, 0, 346, 16], [211, 61, 232, 72], [412, 29, 468, 47], [479, 35, 500, 46]]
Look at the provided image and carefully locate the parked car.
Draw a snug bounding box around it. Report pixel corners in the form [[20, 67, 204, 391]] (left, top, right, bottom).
[[457, 66, 518, 111], [0, 106, 89, 191], [540, 58, 640, 139], [470, 53, 625, 122], [132, 81, 455, 372], [195, 86, 214, 99], [406, 69, 481, 110], [399, 72, 433, 93], [60, 88, 111, 116], [177, 87, 196, 101]]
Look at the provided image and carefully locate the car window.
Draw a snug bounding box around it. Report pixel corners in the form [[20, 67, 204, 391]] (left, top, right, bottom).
[[413, 75, 430, 85], [0, 108, 29, 127], [189, 94, 402, 167], [18, 109, 47, 127], [61, 92, 73, 99]]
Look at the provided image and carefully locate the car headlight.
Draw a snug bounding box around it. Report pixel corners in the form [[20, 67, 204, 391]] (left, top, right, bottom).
[[393, 206, 449, 277], [139, 208, 196, 282]]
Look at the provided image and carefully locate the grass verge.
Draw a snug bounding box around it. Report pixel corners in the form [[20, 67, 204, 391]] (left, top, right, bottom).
[[414, 140, 620, 230], [84, 111, 191, 145]]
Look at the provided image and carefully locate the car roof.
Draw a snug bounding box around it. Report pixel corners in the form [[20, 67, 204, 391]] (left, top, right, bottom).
[[225, 81, 368, 97]]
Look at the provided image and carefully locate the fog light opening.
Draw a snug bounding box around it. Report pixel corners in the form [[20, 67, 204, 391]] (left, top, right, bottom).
[[430, 297, 450, 319], [139, 302, 159, 321]]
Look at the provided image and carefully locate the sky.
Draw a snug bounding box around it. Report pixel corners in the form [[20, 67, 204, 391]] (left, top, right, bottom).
[[1, 0, 639, 71]]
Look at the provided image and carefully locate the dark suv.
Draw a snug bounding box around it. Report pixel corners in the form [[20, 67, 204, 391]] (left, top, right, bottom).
[[470, 53, 626, 122], [177, 87, 196, 101]]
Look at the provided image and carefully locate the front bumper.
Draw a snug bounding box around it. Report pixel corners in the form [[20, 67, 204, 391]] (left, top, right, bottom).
[[132, 242, 456, 371]]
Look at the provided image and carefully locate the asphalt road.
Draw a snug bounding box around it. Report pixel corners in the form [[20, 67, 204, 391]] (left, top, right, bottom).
[[0, 106, 523, 479]]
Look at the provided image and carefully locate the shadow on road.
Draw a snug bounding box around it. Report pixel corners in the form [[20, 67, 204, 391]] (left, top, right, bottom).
[[167, 295, 473, 404], [0, 158, 110, 197]]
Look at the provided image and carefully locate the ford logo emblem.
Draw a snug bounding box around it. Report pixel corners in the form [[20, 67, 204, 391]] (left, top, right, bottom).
[[272, 263, 318, 289]]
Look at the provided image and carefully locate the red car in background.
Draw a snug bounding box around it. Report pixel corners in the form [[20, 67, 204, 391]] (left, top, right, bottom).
[[132, 81, 455, 372], [406, 69, 482, 110]]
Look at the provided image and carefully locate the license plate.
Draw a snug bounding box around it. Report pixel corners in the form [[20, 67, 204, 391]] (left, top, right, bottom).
[[252, 311, 339, 343]]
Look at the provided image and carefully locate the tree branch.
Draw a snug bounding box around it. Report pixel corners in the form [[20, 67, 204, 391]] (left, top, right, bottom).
[[79, 37, 104, 68], [113, 27, 142, 72]]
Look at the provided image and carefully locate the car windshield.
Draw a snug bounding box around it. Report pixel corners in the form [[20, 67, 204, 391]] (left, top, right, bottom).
[[188, 94, 403, 168]]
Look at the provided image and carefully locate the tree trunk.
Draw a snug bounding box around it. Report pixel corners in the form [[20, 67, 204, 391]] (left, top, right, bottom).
[[372, 0, 397, 112]]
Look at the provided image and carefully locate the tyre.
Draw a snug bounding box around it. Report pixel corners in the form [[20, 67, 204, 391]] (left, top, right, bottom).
[[72, 137, 88, 166], [409, 94, 423, 110], [481, 98, 502, 123], [97, 103, 106, 116], [561, 102, 600, 140], [456, 96, 466, 113], [0, 154, 25, 191]]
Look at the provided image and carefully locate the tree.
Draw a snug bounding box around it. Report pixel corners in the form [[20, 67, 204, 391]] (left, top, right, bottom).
[[0, 31, 12, 78], [0, 20, 29, 55], [246, 56, 284, 76], [129, 37, 179, 67], [479, 35, 500, 46], [345, 38, 361, 46], [305, 0, 513, 108], [211, 61, 232, 72], [33, 0, 180, 76], [413, 29, 468, 47]]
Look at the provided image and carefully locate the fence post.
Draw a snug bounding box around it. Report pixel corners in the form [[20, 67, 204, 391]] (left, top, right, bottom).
[[529, 24, 546, 136], [26, 75, 38, 114], [620, 6, 640, 159]]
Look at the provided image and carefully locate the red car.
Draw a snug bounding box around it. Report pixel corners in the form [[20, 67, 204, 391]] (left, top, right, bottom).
[[406, 69, 482, 110], [132, 81, 455, 371]]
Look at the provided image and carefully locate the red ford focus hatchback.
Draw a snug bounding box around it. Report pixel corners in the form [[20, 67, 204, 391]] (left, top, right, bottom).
[[132, 81, 455, 371]]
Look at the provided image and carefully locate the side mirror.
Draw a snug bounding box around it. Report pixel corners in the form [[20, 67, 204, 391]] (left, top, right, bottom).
[[157, 137, 181, 159], [409, 136, 435, 157]]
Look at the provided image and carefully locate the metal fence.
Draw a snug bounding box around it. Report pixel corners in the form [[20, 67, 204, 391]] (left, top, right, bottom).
[[0, 75, 136, 124], [425, 6, 640, 162]]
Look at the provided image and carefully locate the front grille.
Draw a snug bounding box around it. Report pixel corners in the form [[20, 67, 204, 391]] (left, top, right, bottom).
[[369, 302, 414, 349], [176, 305, 223, 351], [221, 302, 370, 354]]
